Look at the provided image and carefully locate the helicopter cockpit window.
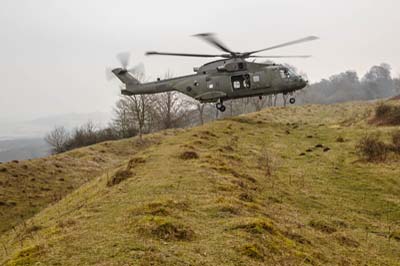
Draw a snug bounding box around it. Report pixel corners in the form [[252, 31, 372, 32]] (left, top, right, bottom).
[[287, 69, 297, 78]]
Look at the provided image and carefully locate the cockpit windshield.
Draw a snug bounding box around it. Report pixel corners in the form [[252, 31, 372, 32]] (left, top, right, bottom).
[[287, 69, 297, 77], [279, 68, 298, 79]]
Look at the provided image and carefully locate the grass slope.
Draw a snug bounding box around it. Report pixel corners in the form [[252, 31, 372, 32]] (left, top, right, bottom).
[[0, 133, 164, 233], [1, 101, 400, 265]]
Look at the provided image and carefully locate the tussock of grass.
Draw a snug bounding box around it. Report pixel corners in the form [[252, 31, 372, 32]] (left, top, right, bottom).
[[390, 231, 400, 242], [309, 219, 337, 234], [284, 231, 312, 245], [106, 168, 132, 187], [57, 218, 77, 228], [131, 200, 189, 217], [179, 151, 199, 160], [216, 204, 241, 217], [230, 218, 277, 235], [334, 234, 360, 248], [138, 217, 194, 241], [6, 245, 42, 266], [239, 192, 254, 202], [240, 244, 265, 260], [127, 156, 146, 169]]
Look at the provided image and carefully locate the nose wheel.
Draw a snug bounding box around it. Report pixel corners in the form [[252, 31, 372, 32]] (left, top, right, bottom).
[[216, 101, 226, 112], [289, 98, 296, 104]]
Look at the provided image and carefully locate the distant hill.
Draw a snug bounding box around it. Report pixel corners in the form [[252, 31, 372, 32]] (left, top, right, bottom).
[[1, 102, 399, 265], [0, 112, 111, 139], [0, 138, 50, 162], [0, 112, 111, 162]]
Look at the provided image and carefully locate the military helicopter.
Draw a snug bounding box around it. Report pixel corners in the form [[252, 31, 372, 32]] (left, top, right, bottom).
[[111, 33, 318, 112]]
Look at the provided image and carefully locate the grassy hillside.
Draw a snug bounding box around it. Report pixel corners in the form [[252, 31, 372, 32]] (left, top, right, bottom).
[[1, 101, 400, 265], [0, 133, 164, 233]]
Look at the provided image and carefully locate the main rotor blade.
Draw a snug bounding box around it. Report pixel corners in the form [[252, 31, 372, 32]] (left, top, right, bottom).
[[193, 33, 235, 55], [146, 51, 221, 58], [249, 55, 312, 58], [246, 36, 319, 56]]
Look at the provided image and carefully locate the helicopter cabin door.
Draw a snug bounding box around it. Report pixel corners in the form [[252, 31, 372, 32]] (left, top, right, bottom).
[[231, 74, 251, 91]]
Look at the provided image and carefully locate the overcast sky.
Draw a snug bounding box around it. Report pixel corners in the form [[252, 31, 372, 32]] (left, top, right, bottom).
[[0, 0, 399, 122]]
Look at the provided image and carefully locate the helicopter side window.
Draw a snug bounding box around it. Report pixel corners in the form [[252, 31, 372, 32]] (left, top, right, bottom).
[[233, 81, 241, 89]]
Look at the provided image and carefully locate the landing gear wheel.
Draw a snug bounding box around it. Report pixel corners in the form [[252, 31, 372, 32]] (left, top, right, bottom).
[[216, 101, 226, 112], [289, 98, 296, 104]]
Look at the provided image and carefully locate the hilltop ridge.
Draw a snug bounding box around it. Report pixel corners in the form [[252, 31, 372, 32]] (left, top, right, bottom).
[[1, 101, 400, 265]]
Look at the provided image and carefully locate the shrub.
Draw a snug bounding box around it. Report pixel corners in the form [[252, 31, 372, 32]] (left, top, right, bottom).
[[374, 103, 400, 125], [375, 103, 393, 119], [391, 130, 400, 153], [45, 122, 123, 154], [356, 134, 388, 162]]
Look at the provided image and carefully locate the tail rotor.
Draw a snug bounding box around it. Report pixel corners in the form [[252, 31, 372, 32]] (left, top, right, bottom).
[[106, 52, 145, 81]]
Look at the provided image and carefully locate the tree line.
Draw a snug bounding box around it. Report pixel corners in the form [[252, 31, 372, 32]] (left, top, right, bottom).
[[45, 63, 400, 154], [297, 63, 400, 104]]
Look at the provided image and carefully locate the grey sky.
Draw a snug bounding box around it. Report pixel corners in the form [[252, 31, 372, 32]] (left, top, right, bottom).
[[0, 0, 399, 121]]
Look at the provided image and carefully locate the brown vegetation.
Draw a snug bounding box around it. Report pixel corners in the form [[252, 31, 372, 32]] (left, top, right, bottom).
[[179, 151, 199, 160], [356, 131, 400, 162], [372, 103, 400, 125], [107, 168, 133, 187], [356, 134, 388, 162]]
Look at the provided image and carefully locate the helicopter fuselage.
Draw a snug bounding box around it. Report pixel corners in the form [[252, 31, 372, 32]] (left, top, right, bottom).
[[118, 58, 307, 105]]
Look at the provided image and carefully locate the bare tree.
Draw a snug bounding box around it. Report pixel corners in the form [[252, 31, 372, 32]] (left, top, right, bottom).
[[112, 70, 157, 140], [250, 96, 268, 111], [113, 99, 135, 138], [153, 91, 189, 129], [273, 94, 278, 106], [151, 71, 192, 129], [129, 95, 155, 139], [282, 94, 289, 107], [196, 102, 206, 125], [45, 126, 69, 154], [394, 76, 400, 95], [267, 95, 273, 107]]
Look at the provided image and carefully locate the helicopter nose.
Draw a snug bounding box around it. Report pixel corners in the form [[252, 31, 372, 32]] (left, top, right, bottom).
[[299, 77, 308, 89]]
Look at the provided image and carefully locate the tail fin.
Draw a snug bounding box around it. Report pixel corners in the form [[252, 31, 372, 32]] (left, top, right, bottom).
[[112, 68, 140, 86]]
